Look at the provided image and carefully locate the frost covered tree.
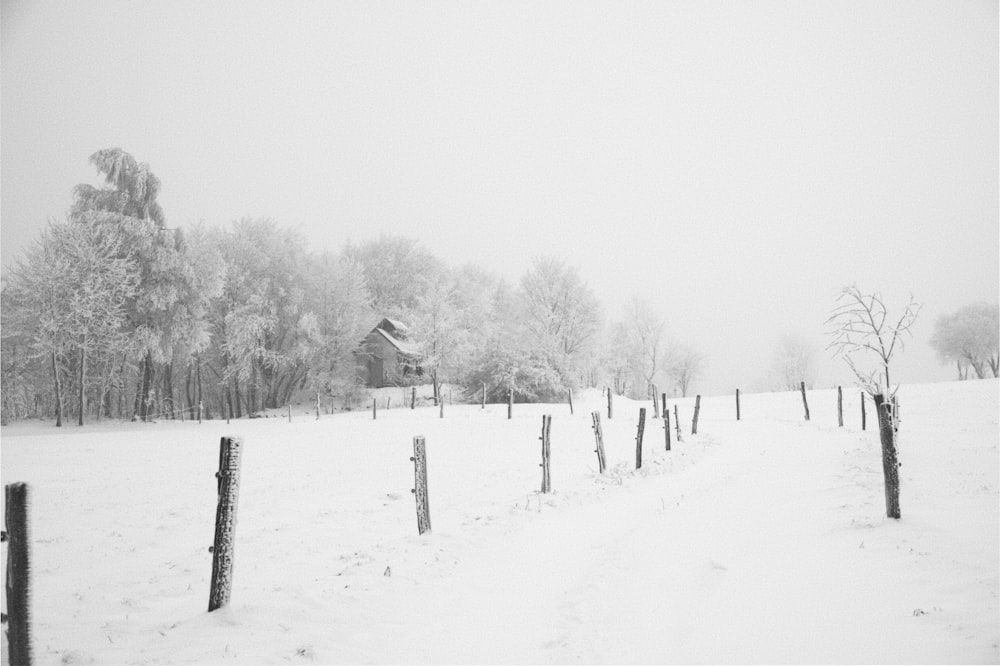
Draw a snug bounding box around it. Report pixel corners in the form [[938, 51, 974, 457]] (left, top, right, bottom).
[[343, 236, 444, 317], [626, 298, 666, 396], [667, 343, 704, 397], [519, 256, 602, 388], [929, 302, 998, 379], [3, 220, 139, 426], [769, 334, 816, 390], [826, 284, 921, 397]]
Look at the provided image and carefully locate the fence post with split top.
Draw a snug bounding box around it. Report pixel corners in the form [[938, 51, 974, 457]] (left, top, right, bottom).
[[635, 407, 646, 469], [410, 437, 431, 534], [540, 415, 552, 493], [591, 411, 607, 474]]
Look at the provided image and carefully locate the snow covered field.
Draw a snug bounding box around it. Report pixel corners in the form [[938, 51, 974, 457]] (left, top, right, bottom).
[[2, 380, 997, 664]]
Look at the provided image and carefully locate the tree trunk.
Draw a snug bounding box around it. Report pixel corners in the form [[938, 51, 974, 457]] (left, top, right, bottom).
[[874, 394, 901, 519], [163, 361, 175, 419], [51, 351, 63, 427], [78, 345, 86, 426], [185, 364, 194, 418]]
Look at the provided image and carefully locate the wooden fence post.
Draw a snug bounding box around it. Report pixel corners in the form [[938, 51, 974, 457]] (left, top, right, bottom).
[[316, 392, 321, 420], [508, 388, 513, 420], [5, 482, 32, 666], [411, 387, 416, 410], [568, 389, 574, 415], [373, 397, 377, 420], [837, 386, 844, 427], [661, 393, 667, 419], [607, 388, 613, 420], [736, 388, 741, 421], [861, 392, 867, 431], [635, 407, 646, 469], [800, 381, 810, 421], [540, 415, 552, 493], [664, 412, 671, 451], [209, 436, 243, 612], [652, 384, 660, 418], [591, 411, 607, 474], [439, 398, 444, 419], [674, 404, 682, 442], [874, 395, 901, 519], [386, 396, 391, 410], [410, 437, 431, 534], [691, 395, 702, 435]]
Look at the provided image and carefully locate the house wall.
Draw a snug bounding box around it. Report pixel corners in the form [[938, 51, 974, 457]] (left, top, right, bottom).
[[357, 331, 405, 388]]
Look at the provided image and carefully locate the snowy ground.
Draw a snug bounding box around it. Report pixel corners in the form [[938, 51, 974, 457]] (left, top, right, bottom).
[[1, 381, 997, 664]]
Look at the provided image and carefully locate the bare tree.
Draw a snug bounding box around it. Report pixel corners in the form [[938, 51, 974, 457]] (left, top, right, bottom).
[[929, 302, 998, 379], [667, 344, 703, 398], [769, 334, 815, 390], [826, 285, 921, 397], [626, 298, 666, 395]]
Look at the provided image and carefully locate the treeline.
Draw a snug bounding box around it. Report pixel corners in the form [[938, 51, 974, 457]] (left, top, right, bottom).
[[1, 148, 697, 425]]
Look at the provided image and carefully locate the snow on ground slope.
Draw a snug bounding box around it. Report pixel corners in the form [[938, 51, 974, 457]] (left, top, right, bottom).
[[1, 381, 997, 664]]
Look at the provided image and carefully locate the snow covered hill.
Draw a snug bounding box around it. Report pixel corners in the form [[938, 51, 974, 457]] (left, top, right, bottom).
[[2, 380, 997, 664]]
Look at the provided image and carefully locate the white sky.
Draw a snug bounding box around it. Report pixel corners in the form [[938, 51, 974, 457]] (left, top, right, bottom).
[[2, 0, 997, 395]]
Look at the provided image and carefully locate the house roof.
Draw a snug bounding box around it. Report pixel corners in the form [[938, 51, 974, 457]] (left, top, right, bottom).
[[374, 326, 421, 357]]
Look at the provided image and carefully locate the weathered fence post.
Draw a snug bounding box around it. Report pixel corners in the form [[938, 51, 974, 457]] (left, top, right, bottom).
[[508, 388, 513, 420], [209, 436, 243, 612], [661, 393, 667, 419], [837, 386, 844, 427], [607, 388, 613, 420], [635, 407, 646, 469], [674, 404, 682, 442], [874, 395, 901, 519], [652, 384, 660, 418], [567, 389, 574, 415], [691, 395, 702, 435], [800, 381, 810, 421], [664, 411, 671, 451], [373, 397, 377, 420], [386, 396, 391, 410], [736, 388, 741, 421], [591, 411, 607, 474], [540, 415, 552, 493], [410, 436, 431, 534], [861, 392, 867, 430], [5, 482, 32, 666], [316, 392, 321, 420], [439, 398, 444, 419]]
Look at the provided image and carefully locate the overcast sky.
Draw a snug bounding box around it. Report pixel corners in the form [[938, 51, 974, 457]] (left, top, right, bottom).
[[2, 0, 997, 396]]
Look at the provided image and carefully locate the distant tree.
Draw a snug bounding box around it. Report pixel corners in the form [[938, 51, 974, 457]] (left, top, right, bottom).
[[667, 344, 704, 397], [72, 148, 165, 226], [343, 236, 444, 316], [626, 298, 666, 395], [519, 256, 602, 388], [769, 334, 816, 390], [826, 284, 921, 397], [929, 302, 999, 379]]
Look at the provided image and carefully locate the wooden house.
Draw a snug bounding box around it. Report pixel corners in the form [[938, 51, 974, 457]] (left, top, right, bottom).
[[355, 318, 423, 388]]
